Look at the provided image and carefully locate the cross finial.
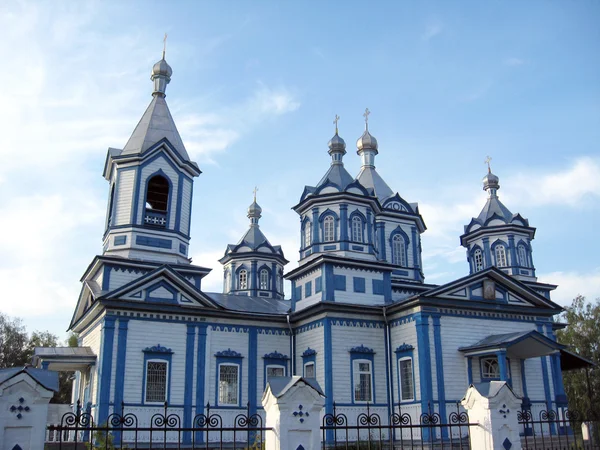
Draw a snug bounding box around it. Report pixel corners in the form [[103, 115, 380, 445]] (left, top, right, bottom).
[[363, 108, 370, 130], [162, 33, 168, 59], [484, 155, 492, 173], [253, 186, 258, 202], [333, 114, 340, 134]]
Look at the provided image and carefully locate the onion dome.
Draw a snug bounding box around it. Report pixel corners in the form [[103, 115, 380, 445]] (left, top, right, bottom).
[[328, 132, 347, 154], [356, 129, 379, 153], [151, 58, 172, 96], [247, 199, 262, 225], [483, 170, 500, 193]]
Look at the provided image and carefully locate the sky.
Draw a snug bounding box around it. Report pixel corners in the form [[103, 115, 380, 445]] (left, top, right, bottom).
[[0, 0, 599, 341]]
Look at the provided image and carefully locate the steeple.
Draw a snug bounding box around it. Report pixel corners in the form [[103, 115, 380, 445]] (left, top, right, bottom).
[[314, 115, 354, 190], [355, 108, 394, 200], [461, 158, 537, 281]]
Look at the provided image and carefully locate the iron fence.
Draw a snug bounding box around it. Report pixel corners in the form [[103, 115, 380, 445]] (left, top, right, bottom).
[[46, 400, 270, 449], [321, 402, 477, 449], [518, 407, 600, 450]]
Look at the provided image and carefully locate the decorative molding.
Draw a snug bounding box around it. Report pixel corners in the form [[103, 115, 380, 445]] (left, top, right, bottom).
[[395, 343, 414, 353], [349, 345, 375, 354], [302, 347, 317, 357], [263, 351, 289, 360], [10, 397, 30, 419], [215, 348, 243, 358], [143, 344, 173, 354], [293, 404, 309, 424]]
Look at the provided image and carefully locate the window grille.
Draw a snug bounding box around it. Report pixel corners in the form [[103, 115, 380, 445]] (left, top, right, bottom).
[[474, 249, 484, 272], [239, 270, 247, 289], [352, 216, 363, 243], [324, 216, 335, 242], [145, 361, 167, 402], [259, 269, 269, 290], [304, 362, 315, 378], [481, 357, 500, 378], [495, 245, 507, 267], [218, 365, 239, 405], [266, 366, 284, 381], [304, 221, 312, 247], [399, 358, 414, 401], [146, 175, 169, 211], [392, 234, 407, 266], [518, 244, 528, 267], [353, 360, 372, 402]]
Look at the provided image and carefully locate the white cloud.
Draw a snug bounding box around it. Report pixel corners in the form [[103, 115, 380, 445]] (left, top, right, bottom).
[[504, 57, 525, 66], [538, 269, 600, 307]]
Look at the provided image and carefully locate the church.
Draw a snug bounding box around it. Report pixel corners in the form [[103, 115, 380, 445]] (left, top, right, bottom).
[[36, 53, 571, 442]]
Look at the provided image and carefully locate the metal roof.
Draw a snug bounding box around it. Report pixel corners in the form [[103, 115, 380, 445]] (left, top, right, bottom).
[[356, 166, 394, 201], [0, 367, 59, 392], [205, 292, 290, 315]]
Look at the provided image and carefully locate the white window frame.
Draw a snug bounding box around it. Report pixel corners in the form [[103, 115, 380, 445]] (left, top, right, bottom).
[[352, 216, 363, 243], [495, 245, 507, 267], [304, 221, 312, 247], [266, 364, 285, 382], [352, 359, 373, 403], [481, 357, 500, 379], [144, 359, 168, 404], [259, 269, 269, 290], [518, 244, 528, 267], [392, 234, 407, 266], [303, 362, 316, 378], [398, 357, 414, 402], [218, 363, 240, 406], [474, 248, 484, 272], [323, 216, 335, 242], [238, 269, 248, 290]]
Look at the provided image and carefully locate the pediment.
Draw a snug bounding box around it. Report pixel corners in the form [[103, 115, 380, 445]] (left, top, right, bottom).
[[423, 267, 560, 310]]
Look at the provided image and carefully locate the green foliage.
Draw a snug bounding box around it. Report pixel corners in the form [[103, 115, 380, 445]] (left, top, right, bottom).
[[86, 424, 119, 450], [557, 295, 600, 417]]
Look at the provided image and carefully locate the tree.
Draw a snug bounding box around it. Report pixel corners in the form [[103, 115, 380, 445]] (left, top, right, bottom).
[[557, 295, 600, 418], [0, 312, 29, 368]]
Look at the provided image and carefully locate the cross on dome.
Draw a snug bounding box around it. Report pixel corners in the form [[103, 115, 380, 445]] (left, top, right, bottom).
[[363, 108, 371, 130], [333, 114, 340, 133], [485, 155, 493, 173]]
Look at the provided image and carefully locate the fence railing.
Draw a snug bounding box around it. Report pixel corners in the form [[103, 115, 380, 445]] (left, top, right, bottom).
[[321, 402, 477, 449], [46, 400, 271, 449], [518, 407, 600, 450]]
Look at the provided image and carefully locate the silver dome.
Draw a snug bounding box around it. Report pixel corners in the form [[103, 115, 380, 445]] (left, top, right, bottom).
[[356, 129, 378, 152], [152, 59, 173, 78], [482, 171, 500, 191], [328, 133, 347, 153], [247, 200, 262, 219]]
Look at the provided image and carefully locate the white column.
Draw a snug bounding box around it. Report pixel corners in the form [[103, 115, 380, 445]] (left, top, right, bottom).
[[462, 380, 522, 450], [262, 377, 325, 450]]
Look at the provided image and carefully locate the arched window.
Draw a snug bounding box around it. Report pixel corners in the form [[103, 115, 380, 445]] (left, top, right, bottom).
[[238, 270, 247, 290], [146, 175, 169, 211], [518, 244, 529, 267], [392, 234, 407, 266], [495, 245, 507, 267], [352, 216, 363, 243], [473, 248, 484, 272], [323, 216, 335, 242], [107, 184, 115, 227], [304, 221, 312, 248], [260, 269, 269, 290]]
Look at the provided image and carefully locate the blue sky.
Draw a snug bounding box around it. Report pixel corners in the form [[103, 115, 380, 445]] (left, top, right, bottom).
[[0, 0, 598, 340]]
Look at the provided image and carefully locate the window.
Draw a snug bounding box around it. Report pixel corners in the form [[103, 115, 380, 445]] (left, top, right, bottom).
[[518, 244, 528, 267], [481, 357, 500, 379], [304, 362, 315, 378], [353, 360, 373, 402], [238, 269, 247, 289], [145, 361, 167, 403], [323, 216, 335, 242], [260, 269, 269, 290], [495, 245, 507, 267], [146, 175, 169, 212], [218, 364, 239, 405], [392, 234, 407, 266], [352, 216, 363, 242], [304, 221, 312, 248], [266, 365, 285, 381], [473, 248, 484, 272], [107, 184, 115, 227], [398, 358, 414, 401]]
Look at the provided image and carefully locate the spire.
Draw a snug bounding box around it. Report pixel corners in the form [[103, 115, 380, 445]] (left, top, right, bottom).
[[151, 34, 172, 97], [328, 114, 347, 164], [247, 187, 262, 226], [356, 108, 379, 166]]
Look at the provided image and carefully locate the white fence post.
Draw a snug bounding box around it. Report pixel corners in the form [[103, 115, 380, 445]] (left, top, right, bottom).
[[462, 381, 522, 450], [262, 376, 325, 450]]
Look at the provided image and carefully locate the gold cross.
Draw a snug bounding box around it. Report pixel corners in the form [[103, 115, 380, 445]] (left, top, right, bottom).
[[484, 155, 492, 173], [333, 114, 340, 133], [253, 186, 258, 202], [162, 33, 168, 59], [363, 108, 370, 129]]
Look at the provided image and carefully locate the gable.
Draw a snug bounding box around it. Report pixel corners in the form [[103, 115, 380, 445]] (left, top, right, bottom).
[[422, 268, 560, 310]]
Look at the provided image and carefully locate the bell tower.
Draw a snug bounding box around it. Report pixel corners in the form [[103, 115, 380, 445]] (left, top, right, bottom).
[[102, 54, 201, 264]]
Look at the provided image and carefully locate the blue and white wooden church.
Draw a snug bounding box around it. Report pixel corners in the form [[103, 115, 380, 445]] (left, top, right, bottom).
[[36, 55, 574, 442]]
